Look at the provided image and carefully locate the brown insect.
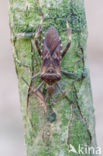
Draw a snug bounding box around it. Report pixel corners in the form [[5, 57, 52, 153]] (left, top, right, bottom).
[[29, 17, 71, 98], [22, 17, 85, 104], [22, 17, 87, 124]]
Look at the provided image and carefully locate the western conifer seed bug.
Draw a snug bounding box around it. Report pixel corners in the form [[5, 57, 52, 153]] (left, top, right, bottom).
[[22, 16, 87, 122]]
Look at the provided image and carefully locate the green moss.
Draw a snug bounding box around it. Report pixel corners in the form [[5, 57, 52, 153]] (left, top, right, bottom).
[[68, 0, 87, 32], [9, 0, 97, 155]]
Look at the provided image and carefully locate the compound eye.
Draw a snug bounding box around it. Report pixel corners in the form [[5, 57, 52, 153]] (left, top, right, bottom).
[[47, 70, 50, 73], [47, 69, 55, 73]]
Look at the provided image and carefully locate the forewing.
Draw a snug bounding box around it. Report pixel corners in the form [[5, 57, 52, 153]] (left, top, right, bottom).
[[52, 42, 61, 67], [45, 26, 59, 52], [42, 41, 50, 66]]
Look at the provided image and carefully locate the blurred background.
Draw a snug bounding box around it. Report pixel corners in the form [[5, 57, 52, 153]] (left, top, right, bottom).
[[0, 0, 103, 155]]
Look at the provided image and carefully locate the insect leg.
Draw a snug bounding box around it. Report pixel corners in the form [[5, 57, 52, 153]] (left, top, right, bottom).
[[34, 81, 44, 92], [22, 77, 46, 129], [32, 72, 40, 79], [34, 16, 44, 56], [22, 77, 44, 102], [28, 81, 44, 95], [62, 20, 71, 58], [52, 96, 56, 103], [56, 82, 64, 94], [45, 93, 49, 102], [56, 82, 73, 102], [61, 68, 87, 80], [62, 46, 87, 80]]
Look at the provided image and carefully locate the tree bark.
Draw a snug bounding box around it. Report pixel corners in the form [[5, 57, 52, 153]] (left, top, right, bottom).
[[9, 0, 97, 155]]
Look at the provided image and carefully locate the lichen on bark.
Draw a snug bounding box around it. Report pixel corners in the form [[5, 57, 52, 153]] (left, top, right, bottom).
[[9, 0, 97, 155]]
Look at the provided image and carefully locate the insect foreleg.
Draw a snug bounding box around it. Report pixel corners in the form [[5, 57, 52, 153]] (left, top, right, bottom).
[[61, 67, 87, 80], [32, 72, 40, 79]]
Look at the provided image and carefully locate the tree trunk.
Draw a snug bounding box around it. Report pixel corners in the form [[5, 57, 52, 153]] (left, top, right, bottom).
[[9, 0, 97, 155]]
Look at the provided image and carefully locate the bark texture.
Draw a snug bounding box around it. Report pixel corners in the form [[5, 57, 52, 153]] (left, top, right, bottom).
[[9, 0, 97, 155]]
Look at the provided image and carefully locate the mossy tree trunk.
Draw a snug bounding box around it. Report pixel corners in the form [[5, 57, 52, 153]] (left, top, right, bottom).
[[9, 0, 97, 155]]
